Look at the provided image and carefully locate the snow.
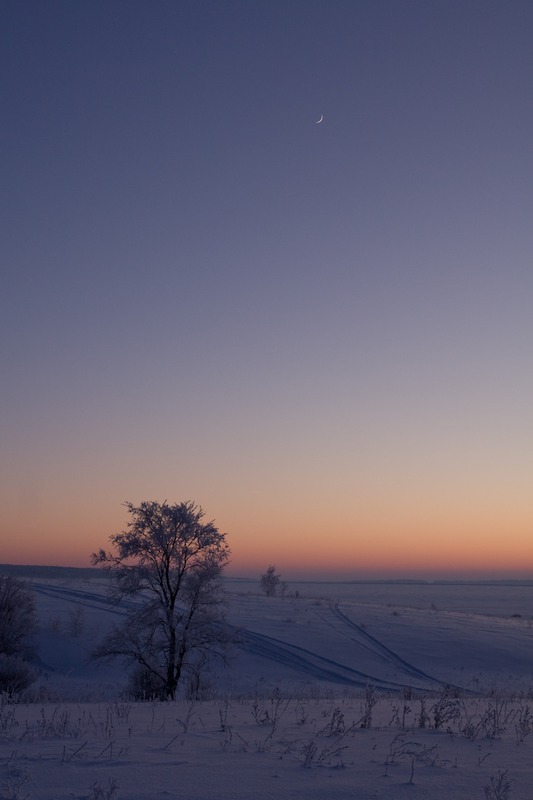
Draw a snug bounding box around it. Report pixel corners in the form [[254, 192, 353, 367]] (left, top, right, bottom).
[[1, 571, 533, 799]]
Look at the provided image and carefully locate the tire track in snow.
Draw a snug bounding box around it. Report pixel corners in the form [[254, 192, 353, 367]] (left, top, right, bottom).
[[30, 582, 140, 614], [330, 603, 458, 688], [30, 583, 460, 693], [239, 629, 427, 692]]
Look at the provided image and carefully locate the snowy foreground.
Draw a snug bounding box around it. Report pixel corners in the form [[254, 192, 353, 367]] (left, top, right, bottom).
[[2, 571, 533, 799]]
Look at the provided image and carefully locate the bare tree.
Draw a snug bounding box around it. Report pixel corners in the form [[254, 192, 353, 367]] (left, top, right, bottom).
[[67, 604, 86, 637], [260, 565, 281, 597], [91, 500, 231, 700], [0, 576, 37, 658]]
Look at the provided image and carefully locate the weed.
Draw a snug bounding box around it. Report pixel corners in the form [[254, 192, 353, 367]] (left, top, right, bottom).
[[95, 740, 129, 760], [385, 732, 439, 784], [319, 706, 345, 736], [389, 701, 412, 730], [176, 700, 196, 733], [21, 705, 82, 740], [250, 688, 290, 750], [417, 698, 430, 729], [61, 740, 88, 762], [300, 737, 348, 768], [111, 701, 132, 722], [219, 724, 248, 753], [360, 684, 378, 729], [484, 769, 512, 800], [251, 688, 290, 727], [482, 697, 516, 739], [87, 777, 120, 800], [462, 697, 517, 741], [432, 687, 461, 730], [295, 702, 309, 726], [514, 703, 532, 743], [218, 696, 231, 731]]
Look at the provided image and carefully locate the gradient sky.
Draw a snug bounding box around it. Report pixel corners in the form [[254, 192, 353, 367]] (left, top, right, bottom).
[[2, 1, 532, 579]]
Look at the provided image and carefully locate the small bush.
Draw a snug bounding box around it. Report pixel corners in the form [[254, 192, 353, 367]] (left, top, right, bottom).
[[126, 664, 166, 700], [0, 654, 37, 694], [68, 604, 86, 637]]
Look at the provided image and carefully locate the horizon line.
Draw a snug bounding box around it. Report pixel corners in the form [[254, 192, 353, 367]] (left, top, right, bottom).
[[1, 563, 533, 586]]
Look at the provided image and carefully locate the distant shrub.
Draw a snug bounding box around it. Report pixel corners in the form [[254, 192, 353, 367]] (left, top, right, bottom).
[[67, 604, 86, 637], [0, 653, 37, 694], [0, 576, 37, 658]]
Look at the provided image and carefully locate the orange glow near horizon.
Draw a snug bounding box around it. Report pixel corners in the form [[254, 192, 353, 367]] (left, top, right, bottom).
[[2, 495, 532, 581]]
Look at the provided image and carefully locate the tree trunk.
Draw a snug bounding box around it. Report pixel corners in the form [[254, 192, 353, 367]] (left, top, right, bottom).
[[166, 612, 178, 699]]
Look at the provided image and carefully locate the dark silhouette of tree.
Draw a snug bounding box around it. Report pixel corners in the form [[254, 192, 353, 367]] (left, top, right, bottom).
[[260, 565, 281, 597], [0, 576, 37, 657], [0, 576, 38, 694], [91, 500, 231, 700]]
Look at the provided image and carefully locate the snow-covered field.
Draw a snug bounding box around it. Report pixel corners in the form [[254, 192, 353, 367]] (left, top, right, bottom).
[[2, 569, 533, 799]]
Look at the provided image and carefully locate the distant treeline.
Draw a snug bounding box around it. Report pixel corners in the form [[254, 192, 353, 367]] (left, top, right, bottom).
[[226, 576, 533, 587], [0, 564, 104, 580]]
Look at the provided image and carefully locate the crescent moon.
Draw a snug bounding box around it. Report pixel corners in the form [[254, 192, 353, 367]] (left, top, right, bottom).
[[315, 114, 324, 124]]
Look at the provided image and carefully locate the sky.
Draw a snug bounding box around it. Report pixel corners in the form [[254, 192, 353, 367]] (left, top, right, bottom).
[[2, 0, 532, 580]]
